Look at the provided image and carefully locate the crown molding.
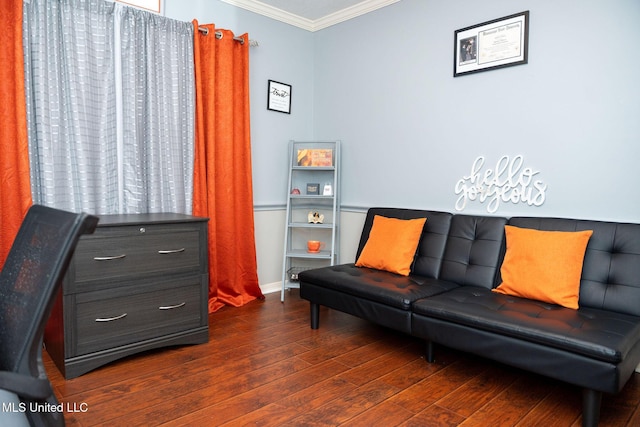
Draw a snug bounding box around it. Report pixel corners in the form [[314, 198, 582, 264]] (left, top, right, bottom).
[[312, 0, 400, 31], [219, 0, 400, 32], [219, 0, 315, 30]]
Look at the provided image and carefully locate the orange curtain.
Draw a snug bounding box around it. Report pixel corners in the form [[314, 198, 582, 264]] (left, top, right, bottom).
[[192, 21, 264, 312], [0, 0, 33, 269]]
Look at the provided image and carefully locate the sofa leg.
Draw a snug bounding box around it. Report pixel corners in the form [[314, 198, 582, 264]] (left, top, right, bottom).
[[310, 302, 319, 329], [582, 388, 602, 427], [426, 341, 435, 363]]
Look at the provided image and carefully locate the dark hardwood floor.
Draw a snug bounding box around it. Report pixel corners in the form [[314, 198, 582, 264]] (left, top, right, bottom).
[[44, 290, 640, 426]]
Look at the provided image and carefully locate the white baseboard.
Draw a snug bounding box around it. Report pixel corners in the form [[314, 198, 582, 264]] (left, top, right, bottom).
[[260, 281, 282, 295]]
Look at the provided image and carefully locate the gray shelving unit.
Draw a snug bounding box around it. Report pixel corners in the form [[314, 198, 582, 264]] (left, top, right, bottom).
[[281, 140, 340, 301]]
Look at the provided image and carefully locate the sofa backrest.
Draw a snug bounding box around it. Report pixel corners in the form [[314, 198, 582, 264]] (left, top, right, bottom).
[[357, 208, 452, 279], [508, 217, 640, 316], [439, 214, 507, 289]]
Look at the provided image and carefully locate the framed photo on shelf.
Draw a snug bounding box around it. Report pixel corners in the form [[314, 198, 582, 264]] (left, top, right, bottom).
[[306, 183, 320, 195], [267, 80, 292, 114], [297, 149, 333, 167], [454, 11, 529, 77]]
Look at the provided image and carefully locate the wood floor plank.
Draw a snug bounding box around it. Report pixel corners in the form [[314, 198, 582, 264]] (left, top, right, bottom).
[[388, 358, 491, 413], [150, 359, 352, 426], [335, 343, 423, 387], [400, 404, 465, 427], [340, 399, 415, 426], [42, 290, 640, 426], [278, 376, 358, 411], [435, 363, 519, 418], [457, 372, 554, 426], [515, 384, 581, 426], [214, 403, 301, 427], [288, 378, 403, 426]]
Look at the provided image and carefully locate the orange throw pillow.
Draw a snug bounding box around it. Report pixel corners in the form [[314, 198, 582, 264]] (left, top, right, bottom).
[[493, 225, 593, 309], [355, 215, 427, 276]]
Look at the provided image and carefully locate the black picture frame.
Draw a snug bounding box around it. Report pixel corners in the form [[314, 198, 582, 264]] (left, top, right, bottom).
[[454, 11, 529, 77], [267, 80, 292, 114], [306, 183, 320, 195]]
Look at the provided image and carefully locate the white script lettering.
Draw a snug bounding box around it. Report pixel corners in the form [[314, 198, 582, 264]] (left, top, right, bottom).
[[454, 155, 547, 213]]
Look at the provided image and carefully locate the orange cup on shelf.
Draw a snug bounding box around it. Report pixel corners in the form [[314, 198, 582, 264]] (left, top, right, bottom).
[[307, 240, 324, 253]]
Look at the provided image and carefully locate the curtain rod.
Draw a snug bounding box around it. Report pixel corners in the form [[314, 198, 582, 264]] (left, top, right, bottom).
[[197, 26, 258, 47]]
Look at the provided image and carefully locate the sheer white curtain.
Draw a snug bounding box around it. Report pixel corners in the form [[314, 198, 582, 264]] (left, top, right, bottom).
[[23, 0, 194, 215]]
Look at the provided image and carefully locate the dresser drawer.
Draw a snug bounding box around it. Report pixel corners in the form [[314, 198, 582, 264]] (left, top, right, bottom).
[[46, 213, 209, 378], [71, 224, 202, 286], [74, 282, 203, 356]]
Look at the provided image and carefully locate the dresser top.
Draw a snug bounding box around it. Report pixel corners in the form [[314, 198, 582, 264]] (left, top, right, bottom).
[[95, 213, 208, 227]]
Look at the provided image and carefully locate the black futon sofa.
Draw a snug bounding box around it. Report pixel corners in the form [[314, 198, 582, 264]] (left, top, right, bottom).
[[299, 207, 640, 427]]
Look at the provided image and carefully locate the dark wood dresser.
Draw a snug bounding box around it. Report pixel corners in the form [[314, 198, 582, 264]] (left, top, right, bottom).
[[45, 213, 209, 379]]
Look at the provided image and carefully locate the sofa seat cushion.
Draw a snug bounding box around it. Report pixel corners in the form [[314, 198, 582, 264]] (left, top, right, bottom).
[[298, 264, 459, 310], [412, 286, 640, 363]]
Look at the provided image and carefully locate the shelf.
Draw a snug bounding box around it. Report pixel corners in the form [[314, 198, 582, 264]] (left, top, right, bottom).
[[289, 195, 334, 200], [288, 222, 333, 229], [286, 249, 333, 259], [282, 140, 340, 301], [292, 166, 335, 171]]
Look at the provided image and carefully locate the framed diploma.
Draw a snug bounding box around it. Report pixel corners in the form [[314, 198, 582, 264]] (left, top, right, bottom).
[[454, 11, 529, 77]]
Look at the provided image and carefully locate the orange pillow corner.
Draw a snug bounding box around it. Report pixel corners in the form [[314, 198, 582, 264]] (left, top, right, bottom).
[[493, 225, 593, 310], [355, 215, 427, 276]]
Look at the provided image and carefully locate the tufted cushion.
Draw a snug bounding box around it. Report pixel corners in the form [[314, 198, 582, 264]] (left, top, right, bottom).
[[298, 264, 459, 310], [439, 214, 507, 289], [412, 286, 640, 363]]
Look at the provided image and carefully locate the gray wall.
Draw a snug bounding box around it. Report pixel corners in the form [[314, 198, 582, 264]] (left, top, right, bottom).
[[167, 0, 640, 223], [314, 0, 640, 221], [165, 0, 640, 289], [165, 0, 316, 209]]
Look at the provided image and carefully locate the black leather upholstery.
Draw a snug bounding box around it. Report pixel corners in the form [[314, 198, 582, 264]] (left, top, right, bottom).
[[299, 207, 640, 426], [355, 208, 452, 278], [439, 214, 506, 289], [300, 208, 457, 334], [508, 217, 640, 316], [299, 264, 459, 310], [299, 209, 507, 332], [412, 286, 640, 364]]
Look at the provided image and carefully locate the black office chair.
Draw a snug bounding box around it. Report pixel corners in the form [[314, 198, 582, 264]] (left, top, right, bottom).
[[0, 205, 98, 427]]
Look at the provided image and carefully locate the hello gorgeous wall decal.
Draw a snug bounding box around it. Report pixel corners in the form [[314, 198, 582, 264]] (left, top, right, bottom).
[[454, 155, 547, 213]]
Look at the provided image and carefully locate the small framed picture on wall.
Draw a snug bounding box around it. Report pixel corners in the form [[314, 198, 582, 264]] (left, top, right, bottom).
[[267, 80, 292, 114]]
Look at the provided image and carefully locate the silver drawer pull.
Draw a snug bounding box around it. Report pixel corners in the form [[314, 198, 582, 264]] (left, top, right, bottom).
[[159, 302, 186, 310], [93, 254, 126, 261], [158, 248, 185, 254], [95, 313, 127, 322]]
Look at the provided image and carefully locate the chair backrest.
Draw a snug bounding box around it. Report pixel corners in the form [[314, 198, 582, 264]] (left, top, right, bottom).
[[0, 205, 98, 376]]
